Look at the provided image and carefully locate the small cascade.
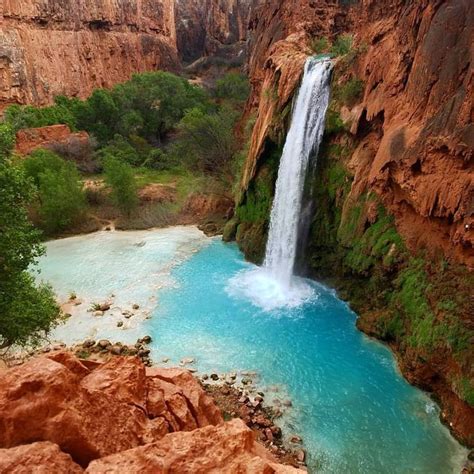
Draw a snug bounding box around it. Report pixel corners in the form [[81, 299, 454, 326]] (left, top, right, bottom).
[[263, 57, 332, 289]]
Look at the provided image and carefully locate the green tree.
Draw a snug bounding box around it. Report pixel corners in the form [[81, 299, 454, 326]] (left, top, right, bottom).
[[0, 124, 15, 158], [176, 106, 239, 176], [331, 34, 353, 56], [23, 149, 86, 233], [103, 156, 138, 216], [0, 150, 60, 349], [214, 73, 250, 103]]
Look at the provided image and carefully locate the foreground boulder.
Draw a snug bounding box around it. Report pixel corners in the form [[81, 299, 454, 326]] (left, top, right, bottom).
[[0, 352, 301, 472], [86, 419, 299, 473], [0, 442, 83, 473], [0, 352, 222, 467]]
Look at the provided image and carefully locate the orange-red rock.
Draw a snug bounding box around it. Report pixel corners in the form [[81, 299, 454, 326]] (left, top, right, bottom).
[[14, 124, 90, 156], [146, 367, 224, 428], [0, 354, 222, 467], [0, 0, 256, 107], [0, 353, 298, 471], [0, 442, 83, 474], [86, 418, 301, 473]]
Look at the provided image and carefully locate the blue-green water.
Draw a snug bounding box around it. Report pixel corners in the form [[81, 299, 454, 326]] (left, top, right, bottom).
[[36, 230, 466, 473], [145, 239, 465, 473]]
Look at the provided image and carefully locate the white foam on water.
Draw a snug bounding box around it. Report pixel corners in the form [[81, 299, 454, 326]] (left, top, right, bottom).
[[227, 267, 316, 312]]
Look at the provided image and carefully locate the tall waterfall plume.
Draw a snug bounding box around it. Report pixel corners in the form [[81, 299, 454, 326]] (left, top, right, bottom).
[[263, 57, 332, 289], [227, 57, 332, 310]]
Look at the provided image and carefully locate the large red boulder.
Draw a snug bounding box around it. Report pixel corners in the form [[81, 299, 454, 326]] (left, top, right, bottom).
[[86, 418, 300, 473], [0, 442, 83, 473]]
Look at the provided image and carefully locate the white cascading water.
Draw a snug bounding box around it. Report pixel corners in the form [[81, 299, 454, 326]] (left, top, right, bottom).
[[227, 57, 332, 310], [264, 57, 332, 289]]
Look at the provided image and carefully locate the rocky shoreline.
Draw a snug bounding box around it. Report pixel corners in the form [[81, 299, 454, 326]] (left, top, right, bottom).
[[1, 340, 307, 471]]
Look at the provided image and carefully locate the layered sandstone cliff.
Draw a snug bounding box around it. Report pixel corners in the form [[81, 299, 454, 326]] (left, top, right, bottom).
[[0, 0, 256, 107], [0, 0, 179, 106], [0, 352, 301, 473]]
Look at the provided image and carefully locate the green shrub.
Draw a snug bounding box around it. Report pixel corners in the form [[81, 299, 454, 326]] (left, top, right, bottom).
[[458, 378, 474, 406], [215, 73, 250, 103], [325, 108, 347, 135], [338, 78, 364, 106], [4, 103, 76, 132], [310, 37, 330, 54], [331, 34, 353, 56], [23, 149, 67, 187], [176, 106, 239, 175], [103, 156, 138, 216], [23, 149, 86, 233], [96, 135, 141, 167], [142, 148, 178, 170], [37, 167, 86, 233], [0, 123, 15, 159]]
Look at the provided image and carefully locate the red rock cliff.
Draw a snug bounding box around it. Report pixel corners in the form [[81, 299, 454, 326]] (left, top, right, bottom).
[[0, 0, 257, 107], [0, 0, 179, 106], [241, 0, 473, 268]]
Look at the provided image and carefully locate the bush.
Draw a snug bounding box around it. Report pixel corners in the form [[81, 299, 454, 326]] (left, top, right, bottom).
[[338, 78, 364, 106], [176, 106, 239, 175], [331, 34, 353, 56], [47, 135, 98, 173], [4, 103, 76, 132], [325, 108, 347, 135], [141, 148, 178, 170], [96, 135, 141, 167], [310, 37, 330, 54], [103, 156, 138, 216], [23, 149, 86, 233], [0, 158, 60, 349], [37, 167, 86, 233], [0, 123, 15, 158], [214, 73, 250, 103]]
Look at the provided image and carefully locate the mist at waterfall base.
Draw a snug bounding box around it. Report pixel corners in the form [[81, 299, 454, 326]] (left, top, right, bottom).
[[229, 57, 332, 311]]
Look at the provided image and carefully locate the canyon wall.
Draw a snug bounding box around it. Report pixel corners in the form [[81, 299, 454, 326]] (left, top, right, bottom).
[[0, 0, 179, 106], [233, 0, 474, 445], [175, 0, 257, 64], [0, 0, 255, 107], [239, 0, 473, 269]]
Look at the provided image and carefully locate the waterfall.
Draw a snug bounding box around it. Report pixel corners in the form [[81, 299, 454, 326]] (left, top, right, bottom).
[[227, 57, 332, 310], [263, 57, 332, 289]]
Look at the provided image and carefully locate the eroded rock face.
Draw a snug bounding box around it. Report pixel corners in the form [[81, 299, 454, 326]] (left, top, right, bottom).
[[175, 0, 257, 63], [0, 0, 179, 107], [0, 0, 258, 107], [240, 0, 474, 267]]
